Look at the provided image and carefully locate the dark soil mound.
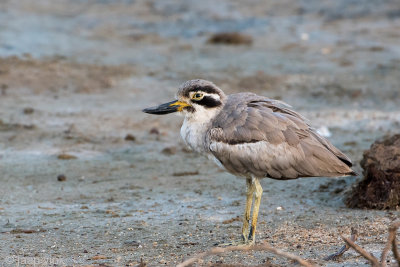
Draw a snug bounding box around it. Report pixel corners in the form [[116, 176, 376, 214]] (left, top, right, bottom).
[[346, 134, 400, 210], [207, 32, 253, 45]]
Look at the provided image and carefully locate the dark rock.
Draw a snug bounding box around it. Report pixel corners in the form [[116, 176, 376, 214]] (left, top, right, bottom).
[[124, 134, 136, 141], [0, 120, 35, 131], [207, 32, 253, 45], [149, 127, 159, 135], [172, 171, 199, 177], [161, 146, 177, 155], [57, 174, 67, 182], [23, 107, 34, 114], [346, 134, 400, 210]]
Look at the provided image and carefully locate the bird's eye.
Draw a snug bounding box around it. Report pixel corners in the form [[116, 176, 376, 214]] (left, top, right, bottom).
[[192, 93, 204, 100]]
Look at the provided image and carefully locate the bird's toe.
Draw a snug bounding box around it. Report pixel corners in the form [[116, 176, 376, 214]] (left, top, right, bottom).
[[216, 239, 255, 247]]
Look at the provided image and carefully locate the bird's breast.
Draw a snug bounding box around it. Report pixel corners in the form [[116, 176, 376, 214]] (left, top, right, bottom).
[[180, 119, 210, 154]]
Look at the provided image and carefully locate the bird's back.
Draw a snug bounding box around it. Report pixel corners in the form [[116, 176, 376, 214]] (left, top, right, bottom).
[[207, 93, 356, 179]]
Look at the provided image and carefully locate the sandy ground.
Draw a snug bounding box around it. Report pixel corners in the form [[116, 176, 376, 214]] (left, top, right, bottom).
[[0, 0, 400, 266]]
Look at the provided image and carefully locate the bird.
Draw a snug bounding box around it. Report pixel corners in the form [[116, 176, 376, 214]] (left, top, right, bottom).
[[142, 79, 357, 246]]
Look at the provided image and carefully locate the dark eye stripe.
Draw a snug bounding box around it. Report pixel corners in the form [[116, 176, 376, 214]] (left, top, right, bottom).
[[194, 96, 222, 108]]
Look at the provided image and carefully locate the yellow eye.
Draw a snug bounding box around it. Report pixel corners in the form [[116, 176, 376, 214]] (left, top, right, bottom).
[[192, 93, 204, 100]]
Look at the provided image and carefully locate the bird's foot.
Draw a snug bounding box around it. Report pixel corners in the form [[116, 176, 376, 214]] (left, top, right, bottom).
[[216, 237, 255, 247]]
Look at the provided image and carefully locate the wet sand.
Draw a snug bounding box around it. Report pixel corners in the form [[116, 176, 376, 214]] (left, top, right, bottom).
[[0, 1, 400, 266]]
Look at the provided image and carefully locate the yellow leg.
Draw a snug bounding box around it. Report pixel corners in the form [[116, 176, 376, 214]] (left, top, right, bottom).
[[218, 178, 263, 247], [248, 178, 263, 243], [242, 178, 255, 242]]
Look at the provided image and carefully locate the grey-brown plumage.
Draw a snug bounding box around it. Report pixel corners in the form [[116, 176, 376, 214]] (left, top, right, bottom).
[[143, 79, 357, 246], [207, 92, 355, 180]]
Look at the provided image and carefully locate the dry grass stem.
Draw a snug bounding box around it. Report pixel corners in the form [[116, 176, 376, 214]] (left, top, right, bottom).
[[342, 235, 380, 266], [324, 227, 358, 261], [177, 242, 316, 267], [388, 221, 400, 265]]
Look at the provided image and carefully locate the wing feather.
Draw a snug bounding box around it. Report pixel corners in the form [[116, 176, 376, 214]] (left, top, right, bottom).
[[207, 93, 355, 179]]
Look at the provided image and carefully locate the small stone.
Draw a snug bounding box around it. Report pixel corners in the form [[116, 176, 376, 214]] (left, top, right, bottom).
[[316, 126, 332, 138], [149, 127, 159, 135], [207, 32, 253, 45], [300, 32, 309, 41], [57, 154, 77, 160], [124, 240, 140, 246], [161, 146, 177, 155], [57, 174, 66, 182], [91, 255, 107, 260], [23, 107, 34, 114], [125, 134, 136, 141], [321, 47, 332, 55]]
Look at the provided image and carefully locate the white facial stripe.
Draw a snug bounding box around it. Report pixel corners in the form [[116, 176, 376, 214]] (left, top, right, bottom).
[[207, 93, 221, 101], [189, 91, 221, 101], [185, 103, 221, 123]]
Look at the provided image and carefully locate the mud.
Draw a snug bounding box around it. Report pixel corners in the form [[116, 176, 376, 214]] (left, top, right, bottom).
[[0, 0, 400, 266], [346, 134, 400, 210], [207, 32, 253, 45]]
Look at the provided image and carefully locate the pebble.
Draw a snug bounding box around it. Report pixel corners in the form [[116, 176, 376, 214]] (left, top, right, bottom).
[[161, 146, 177, 155], [149, 127, 159, 135], [57, 174, 67, 182], [23, 107, 34, 114], [57, 154, 77, 160], [316, 126, 332, 138], [125, 134, 136, 141]]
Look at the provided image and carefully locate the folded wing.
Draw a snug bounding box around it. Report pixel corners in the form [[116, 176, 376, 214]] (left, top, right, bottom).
[[207, 93, 356, 179]]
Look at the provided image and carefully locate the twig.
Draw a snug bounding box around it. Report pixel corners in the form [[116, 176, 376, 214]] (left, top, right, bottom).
[[254, 242, 316, 267], [178, 221, 399, 267], [324, 227, 358, 261], [342, 236, 380, 267], [389, 221, 400, 265], [176, 248, 223, 267], [393, 238, 400, 264], [381, 221, 400, 266], [177, 242, 316, 267]]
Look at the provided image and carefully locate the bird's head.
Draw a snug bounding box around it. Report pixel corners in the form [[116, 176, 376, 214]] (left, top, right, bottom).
[[143, 79, 226, 121]]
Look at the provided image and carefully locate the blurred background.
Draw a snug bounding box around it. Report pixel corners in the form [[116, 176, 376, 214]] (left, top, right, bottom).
[[0, 0, 399, 266]]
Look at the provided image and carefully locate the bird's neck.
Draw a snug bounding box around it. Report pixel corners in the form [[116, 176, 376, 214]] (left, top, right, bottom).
[[181, 108, 222, 153]]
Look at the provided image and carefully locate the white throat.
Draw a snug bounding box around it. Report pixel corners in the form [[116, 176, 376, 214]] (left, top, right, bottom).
[[180, 106, 221, 153]]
